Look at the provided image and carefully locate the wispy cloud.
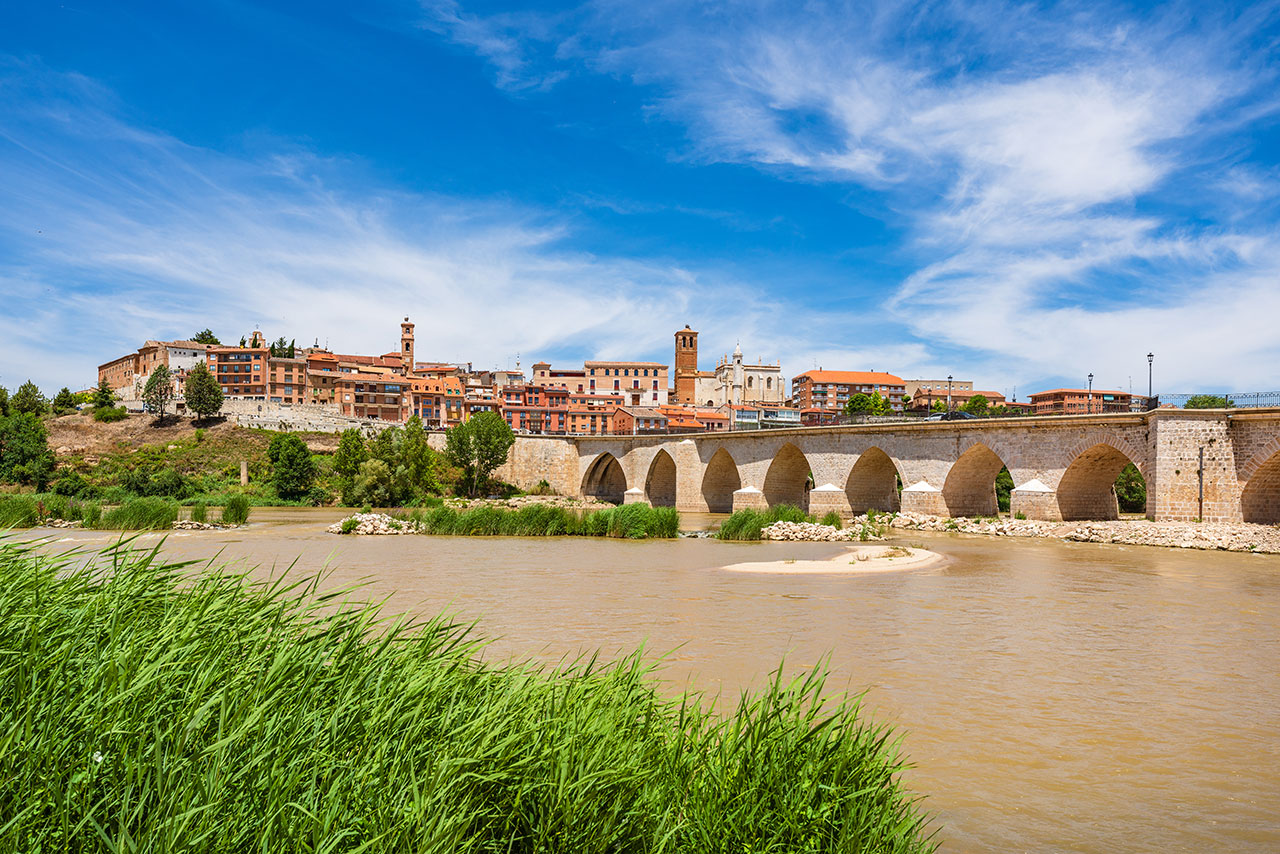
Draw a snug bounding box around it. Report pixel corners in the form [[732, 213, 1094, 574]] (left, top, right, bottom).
[[0, 58, 915, 391], [427, 0, 1280, 391]]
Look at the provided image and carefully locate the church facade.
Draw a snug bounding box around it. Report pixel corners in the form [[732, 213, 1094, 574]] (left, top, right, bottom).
[[672, 325, 785, 407]]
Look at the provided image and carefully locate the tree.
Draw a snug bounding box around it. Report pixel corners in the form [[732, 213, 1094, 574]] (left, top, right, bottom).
[[996, 467, 1014, 512], [930, 399, 947, 413], [0, 386, 8, 417], [11, 381, 48, 416], [392, 416, 442, 498], [239, 336, 247, 348], [961, 394, 989, 417], [0, 413, 54, 489], [270, 336, 289, 358], [1114, 463, 1147, 513], [1184, 394, 1233, 409], [268, 433, 317, 500], [445, 411, 515, 497], [288, 338, 296, 358], [844, 393, 873, 415], [142, 366, 174, 418], [333, 429, 368, 480], [51, 387, 76, 414], [192, 329, 221, 345], [93, 379, 116, 410], [184, 361, 224, 422]]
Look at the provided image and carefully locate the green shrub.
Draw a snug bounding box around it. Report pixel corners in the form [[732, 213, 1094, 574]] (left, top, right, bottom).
[[92, 404, 128, 423], [0, 541, 934, 853], [820, 511, 843, 529], [190, 502, 208, 524], [340, 517, 358, 534], [99, 485, 132, 506], [102, 497, 178, 530], [80, 502, 102, 528], [222, 494, 251, 526]]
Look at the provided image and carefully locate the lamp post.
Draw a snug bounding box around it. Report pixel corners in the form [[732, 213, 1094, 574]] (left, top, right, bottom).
[[947, 375, 953, 412], [1147, 352, 1154, 404], [1087, 373, 1094, 414]]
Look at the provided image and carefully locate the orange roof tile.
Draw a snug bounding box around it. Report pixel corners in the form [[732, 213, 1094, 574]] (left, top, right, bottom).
[[793, 370, 904, 385]]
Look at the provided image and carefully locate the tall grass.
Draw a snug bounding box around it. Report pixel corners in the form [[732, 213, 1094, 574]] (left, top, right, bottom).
[[397, 502, 680, 539], [221, 493, 251, 525], [0, 496, 39, 528], [0, 539, 934, 853], [101, 496, 178, 530], [716, 504, 813, 540]]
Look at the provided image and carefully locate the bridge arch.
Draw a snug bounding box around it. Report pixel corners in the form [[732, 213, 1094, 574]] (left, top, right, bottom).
[[1241, 448, 1280, 524], [644, 449, 677, 507], [701, 447, 741, 513], [845, 447, 901, 514], [581, 453, 627, 504], [942, 443, 1007, 517], [763, 443, 813, 510], [1056, 443, 1142, 521]]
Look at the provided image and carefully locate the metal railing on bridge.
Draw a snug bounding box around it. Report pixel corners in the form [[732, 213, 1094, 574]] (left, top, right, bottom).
[[1147, 392, 1280, 410]]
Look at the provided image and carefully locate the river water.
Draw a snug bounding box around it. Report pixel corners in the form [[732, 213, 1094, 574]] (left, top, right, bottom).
[[25, 509, 1280, 852]]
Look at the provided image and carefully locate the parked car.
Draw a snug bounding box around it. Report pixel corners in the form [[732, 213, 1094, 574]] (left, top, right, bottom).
[[927, 410, 977, 421]]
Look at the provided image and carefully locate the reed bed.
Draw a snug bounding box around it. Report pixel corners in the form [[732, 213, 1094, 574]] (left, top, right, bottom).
[[716, 504, 813, 540], [0, 539, 934, 853], [100, 496, 179, 530], [221, 493, 252, 525], [399, 502, 681, 539]]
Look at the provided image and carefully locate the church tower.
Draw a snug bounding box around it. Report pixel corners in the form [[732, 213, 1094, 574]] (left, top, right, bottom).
[[400, 317, 415, 376], [674, 325, 699, 404]]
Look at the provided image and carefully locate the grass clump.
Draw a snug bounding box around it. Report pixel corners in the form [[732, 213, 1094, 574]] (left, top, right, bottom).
[[820, 510, 843, 529], [395, 503, 680, 539], [0, 540, 935, 853], [190, 501, 208, 524], [101, 497, 178, 530], [221, 494, 251, 525], [0, 496, 40, 528], [717, 504, 813, 540]]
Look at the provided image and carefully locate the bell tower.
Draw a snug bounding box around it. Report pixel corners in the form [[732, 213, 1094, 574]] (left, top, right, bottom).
[[400, 317, 415, 376], [674, 324, 699, 404]]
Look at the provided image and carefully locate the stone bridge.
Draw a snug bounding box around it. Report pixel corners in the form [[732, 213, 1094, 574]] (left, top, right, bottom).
[[492, 408, 1280, 524]]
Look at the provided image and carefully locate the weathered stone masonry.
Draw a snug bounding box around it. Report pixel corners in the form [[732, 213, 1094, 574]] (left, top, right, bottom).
[[487, 409, 1280, 524]]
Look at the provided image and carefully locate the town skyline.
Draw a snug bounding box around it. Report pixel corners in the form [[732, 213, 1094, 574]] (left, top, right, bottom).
[[4, 2, 1280, 396]]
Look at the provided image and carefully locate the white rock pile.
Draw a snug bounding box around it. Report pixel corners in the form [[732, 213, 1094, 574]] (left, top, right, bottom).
[[761, 521, 881, 542], [172, 520, 233, 531], [327, 513, 420, 535], [888, 512, 1280, 554]]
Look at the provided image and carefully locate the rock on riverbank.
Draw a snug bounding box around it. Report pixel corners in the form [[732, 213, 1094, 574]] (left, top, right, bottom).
[[327, 513, 418, 535], [760, 521, 886, 542], [886, 512, 1280, 554]]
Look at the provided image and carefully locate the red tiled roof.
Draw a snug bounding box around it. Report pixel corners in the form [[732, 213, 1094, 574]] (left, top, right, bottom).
[[792, 370, 905, 385]]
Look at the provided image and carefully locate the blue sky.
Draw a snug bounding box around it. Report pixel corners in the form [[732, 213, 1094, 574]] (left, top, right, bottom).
[[3, 0, 1279, 398]]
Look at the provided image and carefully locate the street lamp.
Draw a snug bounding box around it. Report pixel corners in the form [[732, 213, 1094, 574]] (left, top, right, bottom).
[[947, 375, 953, 412], [1087, 373, 1094, 414]]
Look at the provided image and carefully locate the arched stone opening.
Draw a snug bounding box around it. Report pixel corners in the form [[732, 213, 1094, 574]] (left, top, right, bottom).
[[582, 453, 627, 504], [763, 443, 813, 510], [644, 449, 677, 507], [845, 447, 901, 514], [701, 448, 740, 513], [1057, 444, 1143, 521], [942, 443, 1007, 517], [1241, 451, 1280, 524]]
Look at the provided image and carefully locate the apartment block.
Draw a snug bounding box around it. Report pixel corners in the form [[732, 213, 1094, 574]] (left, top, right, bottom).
[[1030, 388, 1133, 415], [790, 371, 906, 412]]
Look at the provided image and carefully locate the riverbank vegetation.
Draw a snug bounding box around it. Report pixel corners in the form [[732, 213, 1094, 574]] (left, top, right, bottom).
[[0, 493, 251, 530], [390, 502, 681, 539], [0, 539, 933, 852], [717, 506, 895, 542]]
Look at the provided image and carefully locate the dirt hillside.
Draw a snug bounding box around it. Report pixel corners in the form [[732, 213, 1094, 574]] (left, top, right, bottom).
[[47, 413, 340, 460]]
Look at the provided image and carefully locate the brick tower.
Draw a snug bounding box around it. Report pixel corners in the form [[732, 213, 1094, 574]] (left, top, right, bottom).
[[674, 325, 699, 404], [400, 317, 415, 376]]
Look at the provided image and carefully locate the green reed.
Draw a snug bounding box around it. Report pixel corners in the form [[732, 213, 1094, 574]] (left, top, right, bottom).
[[395, 503, 681, 539], [716, 504, 813, 540], [100, 496, 179, 530], [0, 538, 935, 853]]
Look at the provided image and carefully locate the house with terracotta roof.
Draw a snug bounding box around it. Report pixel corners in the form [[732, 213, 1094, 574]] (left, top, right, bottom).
[[790, 370, 906, 413]]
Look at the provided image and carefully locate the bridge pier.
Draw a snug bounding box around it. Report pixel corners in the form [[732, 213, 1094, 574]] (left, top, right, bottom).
[[1010, 479, 1060, 521], [732, 486, 768, 512], [807, 484, 847, 517], [900, 480, 947, 516]]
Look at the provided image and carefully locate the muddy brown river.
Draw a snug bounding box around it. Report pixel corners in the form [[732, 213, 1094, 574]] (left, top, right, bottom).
[[24, 508, 1280, 852]]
